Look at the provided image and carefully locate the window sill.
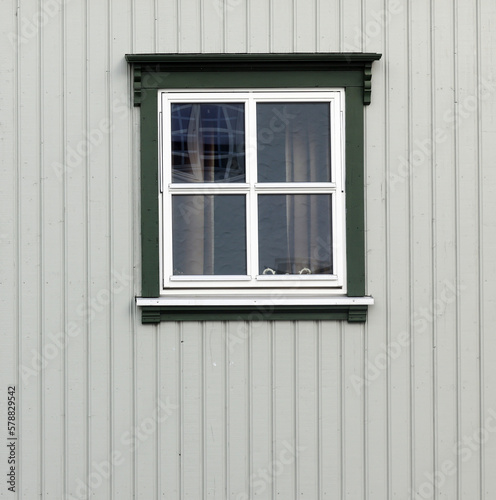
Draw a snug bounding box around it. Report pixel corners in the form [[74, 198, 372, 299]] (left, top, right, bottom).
[[136, 295, 373, 323]]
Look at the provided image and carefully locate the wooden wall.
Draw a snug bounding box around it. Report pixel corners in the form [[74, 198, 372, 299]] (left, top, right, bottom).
[[1, 0, 496, 498]]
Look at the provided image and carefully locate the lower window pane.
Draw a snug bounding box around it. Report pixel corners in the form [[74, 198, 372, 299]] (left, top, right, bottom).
[[258, 194, 333, 275], [172, 195, 246, 275]]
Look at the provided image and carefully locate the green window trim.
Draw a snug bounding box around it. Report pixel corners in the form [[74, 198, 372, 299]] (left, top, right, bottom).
[[140, 305, 370, 324], [125, 53, 381, 324]]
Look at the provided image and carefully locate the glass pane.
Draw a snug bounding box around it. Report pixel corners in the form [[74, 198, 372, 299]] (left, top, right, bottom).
[[258, 194, 332, 275], [171, 103, 245, 183], [172, 195, 246, 275], [257, 102, 331, 182]]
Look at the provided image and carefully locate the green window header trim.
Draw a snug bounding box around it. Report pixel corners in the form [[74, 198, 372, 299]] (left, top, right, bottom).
[[125, 52, 382, 106]]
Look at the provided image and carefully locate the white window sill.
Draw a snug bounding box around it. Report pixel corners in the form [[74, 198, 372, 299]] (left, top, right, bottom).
[[136, 295, 374, 307]]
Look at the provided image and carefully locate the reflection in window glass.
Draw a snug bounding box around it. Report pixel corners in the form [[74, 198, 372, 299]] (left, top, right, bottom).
[[172, 195, 246, 275], [258, 194, 333, 275], [171, 103, 245, 183], [257, 102, 331, 183]]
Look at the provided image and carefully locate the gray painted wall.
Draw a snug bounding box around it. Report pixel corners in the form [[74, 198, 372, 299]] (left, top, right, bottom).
[[1, 0, 496, 498]]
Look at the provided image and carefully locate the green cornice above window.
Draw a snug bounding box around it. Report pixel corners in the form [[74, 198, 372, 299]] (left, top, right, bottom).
[[125, 52, 382, 106]]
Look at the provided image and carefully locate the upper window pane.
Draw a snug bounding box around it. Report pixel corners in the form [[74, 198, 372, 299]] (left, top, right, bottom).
[[257, 103, 331, 183], [171, 103, 245, 183]]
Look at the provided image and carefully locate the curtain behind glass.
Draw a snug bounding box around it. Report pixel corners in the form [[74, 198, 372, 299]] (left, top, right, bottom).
[[170, 103, 246, 275], [257, 102, 331, 182], [256, 103, 333, 275], [169, 101, 333, 277], [172, 195, 246, 275], [258, 194, 333, 275]]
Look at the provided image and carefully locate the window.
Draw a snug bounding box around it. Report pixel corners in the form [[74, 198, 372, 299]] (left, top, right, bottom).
[[161, 90, 344, 289], [126, 54, 381, 322]]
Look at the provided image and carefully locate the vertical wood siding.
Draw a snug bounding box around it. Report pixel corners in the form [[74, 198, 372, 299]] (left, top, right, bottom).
[[1, 0, 496, 498]]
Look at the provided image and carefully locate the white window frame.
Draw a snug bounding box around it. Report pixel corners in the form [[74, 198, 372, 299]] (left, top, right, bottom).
[[158, 88, 347, 299]]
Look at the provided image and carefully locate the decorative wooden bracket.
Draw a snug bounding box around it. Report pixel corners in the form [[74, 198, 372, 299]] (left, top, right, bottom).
[[363, 63, 374, 105], [132, 65, 142, 106], [126, 53, 382, 107], [347, 305, 368, 322]]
